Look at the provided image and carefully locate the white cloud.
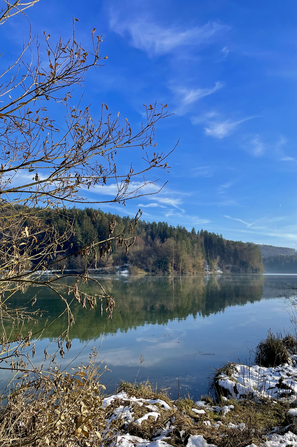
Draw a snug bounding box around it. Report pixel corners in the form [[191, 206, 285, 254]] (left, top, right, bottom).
[[218, 181, 234, 194], [138, 202, 166, 208], [226, 227, 297, 242], [190, 165, 217, 178], [275, 136, 287, 150], [251, 136, 265, 156], [274, 136, 297, 163], [173, 82, 223, 115], [109, 15, 228, 56], [224, 215, 269, 228], [191, 111, 218, 125], [139, 194, 186, 212], [215, 46, 230, 63], [84, 181, 160, 198], [154, 197, 183, 209], [220, 181, 233, 189], [224, 215, 250, 226], [164, 210, 210, 225], [204, 117, 253, 139], [281, 156, 296, 162], [221, 46, 229, 59]]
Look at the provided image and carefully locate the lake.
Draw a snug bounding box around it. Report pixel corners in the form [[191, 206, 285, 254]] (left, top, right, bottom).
[[2, 274, 297, 401]]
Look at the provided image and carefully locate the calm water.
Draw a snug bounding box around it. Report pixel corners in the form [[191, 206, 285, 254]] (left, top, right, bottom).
[[2, 274, 297, 400]]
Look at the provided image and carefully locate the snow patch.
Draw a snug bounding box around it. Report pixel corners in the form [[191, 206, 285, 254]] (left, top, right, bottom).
[[192, 408, 206, 415], [288, 408, 297, 417], [135, 412, 160, 425], [217, 361, 297, 400], [186, 434, 218, 447], [262, 430, 297, 446]]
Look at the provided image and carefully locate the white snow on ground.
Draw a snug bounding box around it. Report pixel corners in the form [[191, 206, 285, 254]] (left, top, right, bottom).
[[103, 391, 171, 411], [261, 431, 297, 446], [186, 435, 217, 447], [116, 434, 173, 447], [195, 400, 210, 408], [115, 434, 217, 447], [217, 356, 297, 399], [108, 405, 134, 424], [192, 408, 206, 414], [102, 357, 297, 447], [103, 391, 130, 408], [135, 412, 160, 425]]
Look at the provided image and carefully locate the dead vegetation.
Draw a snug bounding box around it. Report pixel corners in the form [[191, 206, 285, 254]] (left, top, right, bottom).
[[0, 350, 107, 447], [254, 330, 293, 367], [102, 380, 296, 447], [0, 366, 297, 446]]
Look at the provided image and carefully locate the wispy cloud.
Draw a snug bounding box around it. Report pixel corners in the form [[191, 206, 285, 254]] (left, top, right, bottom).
[[218, 181, 234, 195], [224, 215, 283, 229], [191, 111, 218, 124], [175, 82, 223, 107], [221, 46, 229, 59], [191, 112, 257, 139], [224, 215, 267, 228], [138, 197, 185, 212], [138, 202, 166, 208], [164, 210, 210, 226], [172, 83, 223, 116], [190, 165, 218, 178], [155, 197, 184, 209], [204, 117, 254, 139], [281, 156, 296, 162], [215, 46, 230, 63], [274, 136, 297, 163], [109, 15, 228, 56], [84, 181, 160, 197], [275, 136, 287, 151], [226, 227, 297, 243], [250, 136, 265, 156]]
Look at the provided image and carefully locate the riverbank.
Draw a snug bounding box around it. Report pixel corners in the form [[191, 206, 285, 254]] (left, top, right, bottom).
[[100, 349, 297, 447], [3, 355, 297, 446]]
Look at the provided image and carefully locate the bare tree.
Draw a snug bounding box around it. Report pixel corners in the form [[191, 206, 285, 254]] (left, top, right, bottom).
[[0, 0, 174, 388]]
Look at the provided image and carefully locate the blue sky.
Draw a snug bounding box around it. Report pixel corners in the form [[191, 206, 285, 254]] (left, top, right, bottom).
[[3, 0, 297, 248]]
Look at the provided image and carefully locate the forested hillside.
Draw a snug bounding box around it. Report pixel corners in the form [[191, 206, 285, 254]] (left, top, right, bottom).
[[263, 254, 297, 273], [257, 244, 296, 258], [39, 207, 263, 274]]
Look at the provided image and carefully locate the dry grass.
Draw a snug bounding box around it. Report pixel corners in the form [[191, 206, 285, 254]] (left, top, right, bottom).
[[0, 351, 107, 447], [255, 330, 291, 367], [0, 361, 295, 447], [113, 381, 290, 447]]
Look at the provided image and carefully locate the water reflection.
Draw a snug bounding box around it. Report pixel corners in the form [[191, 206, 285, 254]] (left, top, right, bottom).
[[6, 275, 266, 340], [3, 274, 296, 399]]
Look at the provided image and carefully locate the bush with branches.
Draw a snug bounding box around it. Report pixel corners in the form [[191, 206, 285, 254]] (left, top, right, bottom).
[[0, 1, 174, 443]]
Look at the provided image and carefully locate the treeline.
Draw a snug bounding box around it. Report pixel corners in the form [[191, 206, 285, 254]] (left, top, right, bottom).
[[8, 275, 265, 341], [263, 255, 297, 273], [40, 207, 263, 274], [257, 244, 296, 258]]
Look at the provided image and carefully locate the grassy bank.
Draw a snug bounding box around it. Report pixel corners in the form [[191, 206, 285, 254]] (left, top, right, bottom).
[[2, 333, 297, 446]]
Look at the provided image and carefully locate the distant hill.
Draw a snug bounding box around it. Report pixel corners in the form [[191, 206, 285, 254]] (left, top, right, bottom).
[[257, 244, 297, 273], [257, 244, 296, 258], [263, 254, 297, 273]]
